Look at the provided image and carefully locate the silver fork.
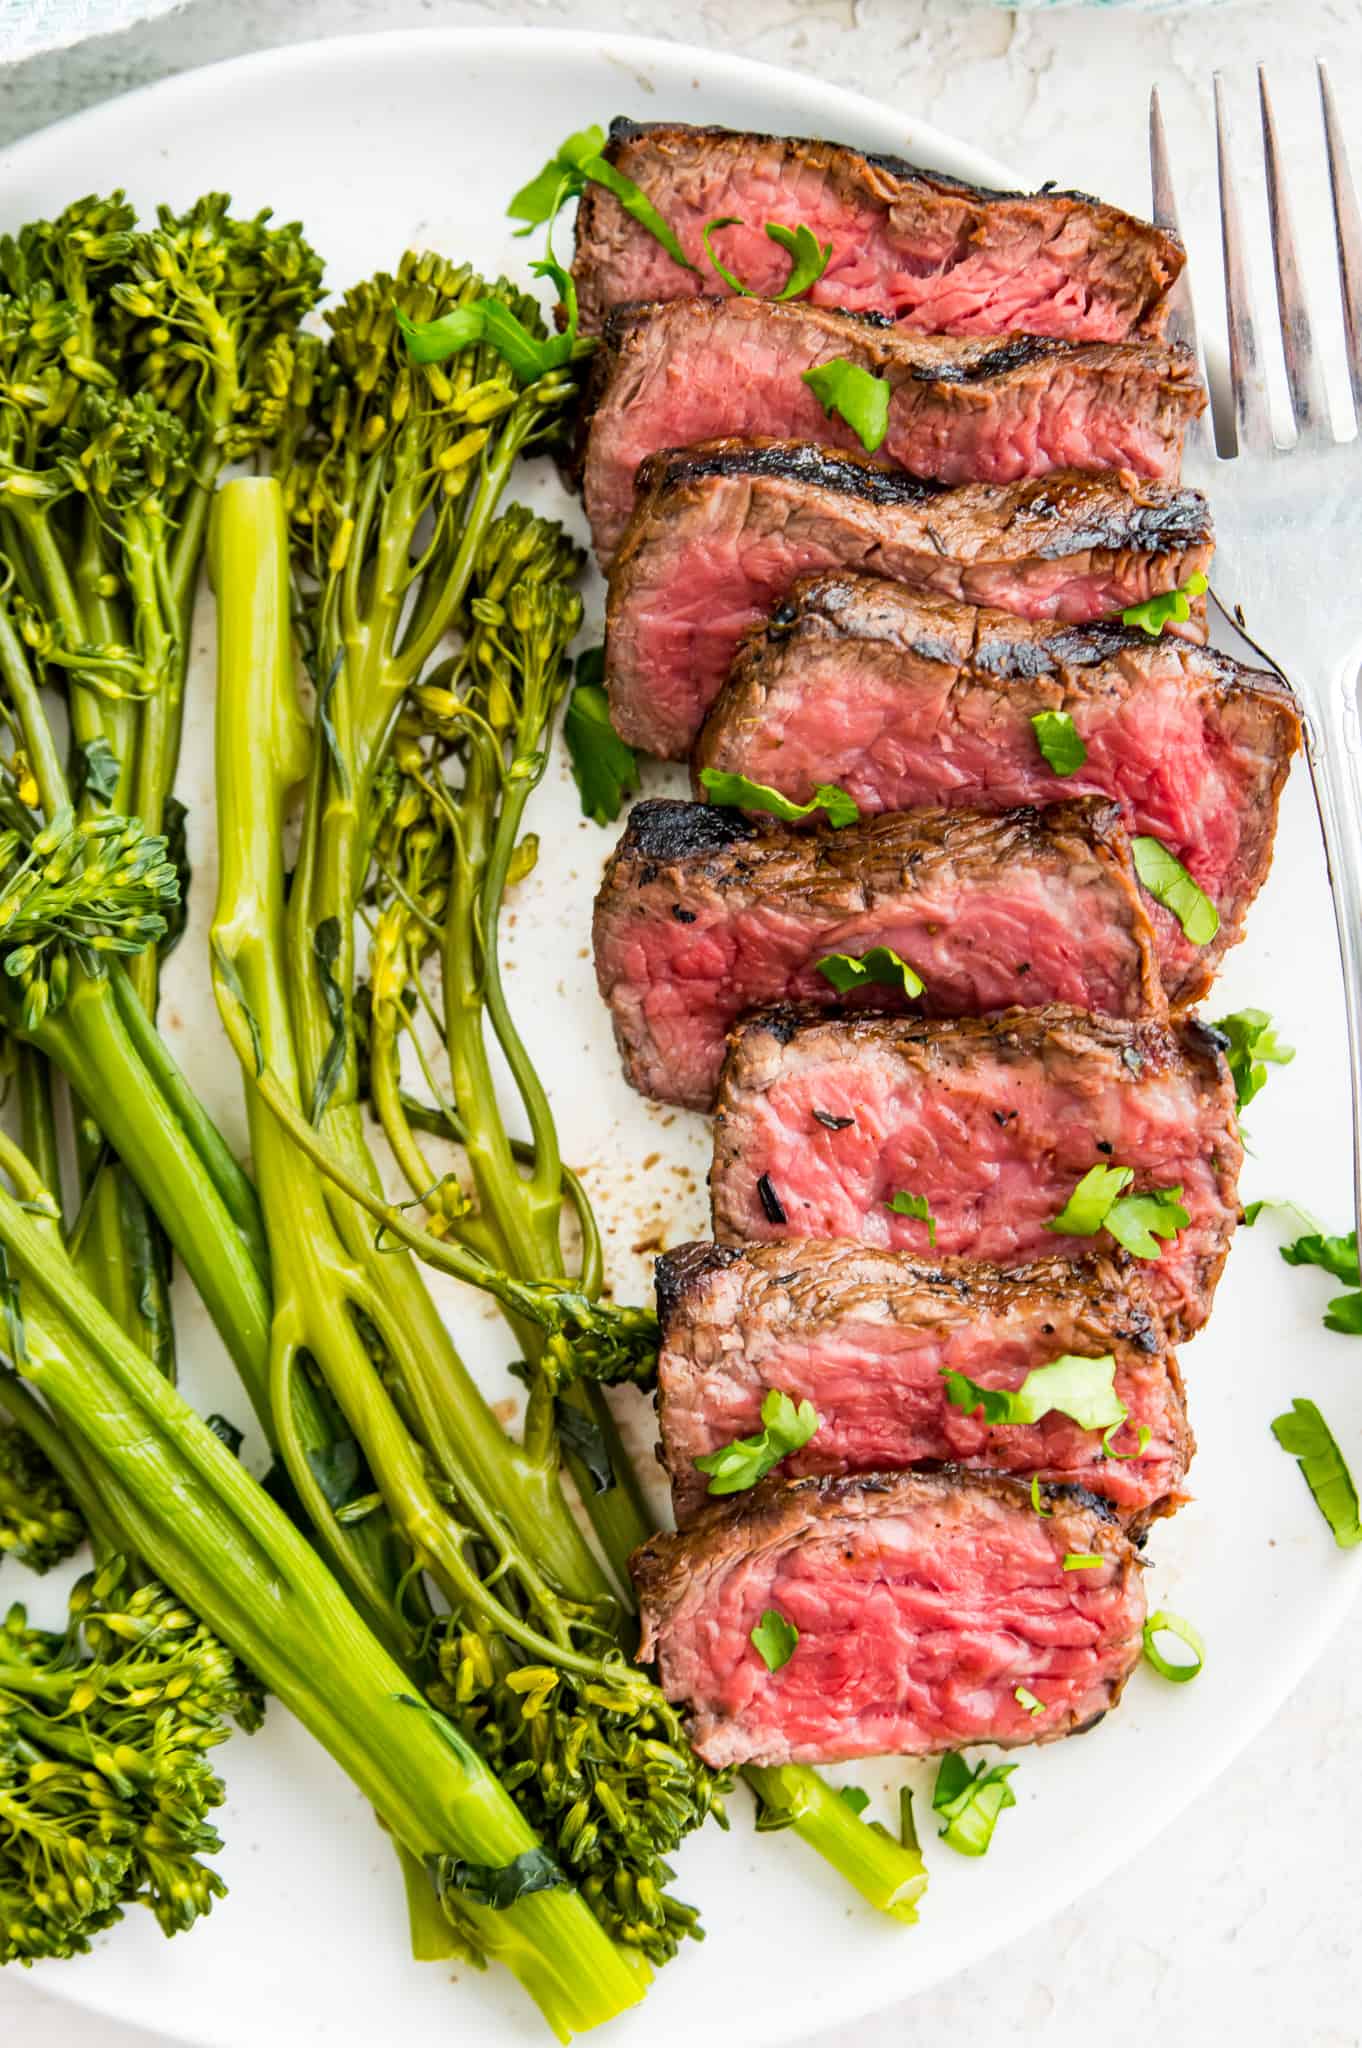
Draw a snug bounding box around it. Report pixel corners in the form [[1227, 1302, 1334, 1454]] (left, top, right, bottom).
[[1151, 65, 1362, 1246]]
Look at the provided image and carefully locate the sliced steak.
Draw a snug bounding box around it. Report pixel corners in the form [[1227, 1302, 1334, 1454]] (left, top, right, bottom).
[[696, 577, 1300, 1005], [656, 1242, 1191, 1529], [593, 798, 1163, 1112], [710, 1006, 1241, 1339], [581, 298, 1205, 557], [574, 120, 1183, 343], [632, 1468, 1145, 1768], [606, 440, 1213, 757]]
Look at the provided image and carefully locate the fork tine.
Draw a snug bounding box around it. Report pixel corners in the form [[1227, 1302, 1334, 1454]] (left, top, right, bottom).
[[1319, 60, 1362, 421], [1214, 72, 1276, 455], [1149, 87, 1213, 457], [1258, 68, 1332, 446]]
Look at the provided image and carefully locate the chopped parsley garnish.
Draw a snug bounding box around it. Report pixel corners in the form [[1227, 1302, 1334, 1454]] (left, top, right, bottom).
[[750, 1607, 799, 1672], [801, 358, 891, 453], [1270, 1397, 1361, 1547], [1281, 1224, 1361, 1334], [942, 1352, 1124, 1433], [838, 1784, 871, 1816], [698, 766, 858, 828], [1131, 835, 1220, 946], [1103, 1419, 1152, 1461], [701, 216, 834, 300], [932, 1752, 1018, 1857], [508, 125, 697, 274], [815, 946, 924, 998], [1142, 1609, 1204, 1682], [1014, 1686, 1044, 1716], [563, 649, 640, 824], [1212, 1008, 1294, 1112], [1062, 1553, 1104, 1571], [694, 1387, 820, 1498], [1030, 1476, 1053, 1517], [1121, 571, 1209, 637], [885, 1190, 937, 1245], [1030, 709, 1087, 776], [1047, 1163, 1188, 1260]]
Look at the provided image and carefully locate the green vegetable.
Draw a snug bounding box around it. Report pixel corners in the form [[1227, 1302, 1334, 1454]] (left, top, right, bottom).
[[563, 657, 641, 826], [750, 1608, 799, 1672], [885, 1191, 937, 1245], [1030, 709, 1087, 776], [838, 1785, 871, 1816], [1121, 572, 1209, 636], [1141, 1610, 1205, 1682], [1277, 1225, 1362, 1335], [1212, 1008, 1294, 1112], [1062, 1553, 1104, 1571], [1047, 1164, 1188, 1259], [801, 359, 891, 453], [507, 125, 697, 274], [0, 1410, 83, 1571], [745, 1764, 928, 1922], [941, 1352, 1125, 1433], [815, 946, 924, 998], [1270, 1398, 1361, 1547], [1014, 1686, 1044, 1716], [1030, 1476, 1052, 1517], [698, 766, 859, 829], [700, 217, 834, 300], [932, 1752, 1017, 1857], [693, 1387, 819, 1497], [1131, 836, 1220, 946]]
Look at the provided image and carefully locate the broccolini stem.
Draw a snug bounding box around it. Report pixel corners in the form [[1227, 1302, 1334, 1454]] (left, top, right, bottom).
[[743, 1767, 929, 1923]]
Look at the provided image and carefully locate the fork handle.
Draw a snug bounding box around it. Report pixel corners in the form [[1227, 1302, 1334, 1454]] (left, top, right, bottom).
[[1300, 658, 1362, 1248]]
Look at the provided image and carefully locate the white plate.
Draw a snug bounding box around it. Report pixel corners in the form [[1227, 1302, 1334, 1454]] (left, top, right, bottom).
[[2, 26, 1358, 2048]]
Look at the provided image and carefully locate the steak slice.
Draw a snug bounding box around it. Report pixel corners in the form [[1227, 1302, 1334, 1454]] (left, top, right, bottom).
[[710, 1006, 1241, 1339], [606, 440, 1213, 757], [696, 577, 1300, 1005], [581, 298, 1205, 557], [656, 1242, 1191, 1529], [632, 1469, 1146, 1768], [593, 798, 1163, 1112], [573, 120, 1183, 343]]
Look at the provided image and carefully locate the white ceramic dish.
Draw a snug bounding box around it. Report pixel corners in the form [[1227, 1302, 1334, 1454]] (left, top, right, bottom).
[[1, 26, 1357, 2048]]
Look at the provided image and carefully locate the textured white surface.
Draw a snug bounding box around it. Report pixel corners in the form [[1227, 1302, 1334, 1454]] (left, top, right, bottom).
[[1, 5, 1360, 2047]]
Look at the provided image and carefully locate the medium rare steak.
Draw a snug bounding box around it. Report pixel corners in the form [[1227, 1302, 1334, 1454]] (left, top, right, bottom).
[[632, 1468, 1146, 1768], [710, 1006, 1241, 1339], [606, 440, 1213, 757], [696, 577, 1300, 1005], [593, 798, 1163, 1112], [581, 298, 1205, 557], [655, 1242, 1191, 1528], [573, 120, 1184, 344]]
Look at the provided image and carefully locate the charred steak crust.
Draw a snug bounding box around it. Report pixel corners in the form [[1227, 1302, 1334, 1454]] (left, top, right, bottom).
[[632, 437, 946, 507], [575, 121, 1183, 344], [617, 796, 759, 866], [630, 1466, 1146, 1767], [594, 799, 1165, 1111], [654, 1240, 1191, 1529]]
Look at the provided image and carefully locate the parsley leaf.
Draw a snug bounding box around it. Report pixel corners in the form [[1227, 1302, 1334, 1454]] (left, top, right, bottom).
[[1212, 1007, 1295, 1112], [815, 947, 924, 998], [396, 297, 576, 386], [1047, 1163, 1187, 1260], [941, 1352, 1124, 1432], [701, 216, 834, 300], [1141, 1610, 1204, 1683], [1014, 1685, 1044, 1716], [507, 125, 698, 274], [1030, 709, 1087, 776], [932, 1752, 1018, 1857], [884, 1190, 937, 1244], [699, 766, 858, 828], [1131, 835, 1220, 946], [750, 1607, 799, 1672], [563, 653, 640, 826], [838, 1785, 871, 1816], [1281, 1229, 1359, 1287], [1271, 1397, 1361, 1546], [1121, 571, 1209, 637], [802, 359, 891, 453], [1048, 1163, 1133, 1233], [694, 1387, 820, 1497]]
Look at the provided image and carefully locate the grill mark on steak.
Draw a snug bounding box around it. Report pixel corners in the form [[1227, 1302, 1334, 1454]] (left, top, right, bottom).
[[694, 577, 1299, 1006], [709, 1004, 1240, 1341], [594, 799, 1165, 1112], [630, 1466, 1146, 1768], [654, 1240, 1191, 1529], [605, 439, 1213, 757]]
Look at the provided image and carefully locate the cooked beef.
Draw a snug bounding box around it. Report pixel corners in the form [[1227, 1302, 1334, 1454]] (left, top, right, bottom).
[[593, 798, 1163, 1112], [696, 578, 1300, 1005], [573, 120, 1183, 344], [631, 1468, 1145, 1768], [655, 1242, 1191, 1528], [605, 441, 1213, 757], [580, 298, 1205, 557], [710, 1006, 1240, 1339]]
